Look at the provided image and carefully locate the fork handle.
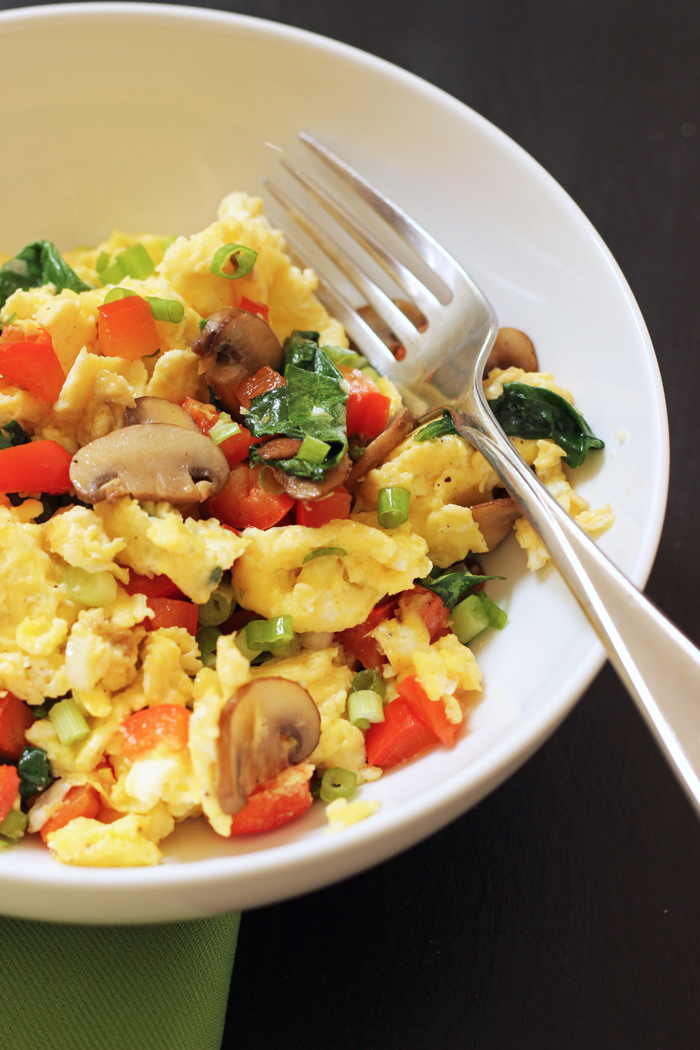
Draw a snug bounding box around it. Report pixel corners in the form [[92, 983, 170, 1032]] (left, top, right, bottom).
[[453, 413, 700, 814]]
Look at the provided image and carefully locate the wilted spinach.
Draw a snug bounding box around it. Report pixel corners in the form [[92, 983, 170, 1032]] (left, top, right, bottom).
[[489, 383, 604, 468], [418, 570, 503, 610], [0, 240, 91, 309]]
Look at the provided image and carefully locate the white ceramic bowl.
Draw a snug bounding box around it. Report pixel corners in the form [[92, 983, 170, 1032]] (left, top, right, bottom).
[[0, 3, 668, 923]]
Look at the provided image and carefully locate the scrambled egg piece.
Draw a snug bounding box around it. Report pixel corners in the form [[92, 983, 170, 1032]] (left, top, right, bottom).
[[232, 521, 430, 633], [96, 498, 247, 604], [45, 505, 128, 581], [325, 796, 381, 832], [353, 427, 499, 567], [46, 806, 174, 867]]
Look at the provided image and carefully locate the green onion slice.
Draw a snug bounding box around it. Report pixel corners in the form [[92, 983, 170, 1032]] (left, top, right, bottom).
[[235, 627, 263, 662], [96, 251, 110, 274], [321, 346, 362, 368], [209, 417, 241, 445], [117, 243, 155, 280], [479, 593, 508, 630], [0, 807, 28, 843], [196, 626, 220, 658], [320, 767, 357, 802], [450, 593, 490, 644], [209, 243, 257, 280], [99, 258, 127, 286], [49, 697, 90, 747], [302, 547, 347, 564], [352, 668, 386, 700], [103, 286, 137, 304], [298, 434, 331, 463], [197, 582, 234, 628], [347, 689, 385, 728], [145, 296, 184, 323], [361, 365, 381, 383], [246, 615, 294, 652], [63, 566, 117, 607], [377, 486, 411, 528]]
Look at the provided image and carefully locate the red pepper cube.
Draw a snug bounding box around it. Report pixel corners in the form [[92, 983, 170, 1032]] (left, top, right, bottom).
[[98, 296, 160, 360]]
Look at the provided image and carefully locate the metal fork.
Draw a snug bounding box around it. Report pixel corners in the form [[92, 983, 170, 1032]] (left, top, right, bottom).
[[266, 132, 700, 818]]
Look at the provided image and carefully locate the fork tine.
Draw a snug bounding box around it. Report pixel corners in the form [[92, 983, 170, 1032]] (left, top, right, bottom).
[[265, 179, 422, 351], [299, 132, 461, 289], [280, 157, 440, 317]]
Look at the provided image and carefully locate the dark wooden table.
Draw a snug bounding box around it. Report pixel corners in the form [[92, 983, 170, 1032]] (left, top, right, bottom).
[[4, 0, 698, 1044]]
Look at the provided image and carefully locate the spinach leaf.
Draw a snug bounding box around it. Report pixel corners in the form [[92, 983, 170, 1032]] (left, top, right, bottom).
[[418, 571, 504, 610], [415, 410, 458, 443], [283, 330, 320, 371], [489, 382, 604, 469], [0, 420, 31, 451], [0, 240, 92, 310], [17, 746, 53, 800], [247, 349, 349, 480]]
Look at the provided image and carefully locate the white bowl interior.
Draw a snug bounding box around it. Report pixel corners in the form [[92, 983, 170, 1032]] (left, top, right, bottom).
[[0, 3, 667, 922]]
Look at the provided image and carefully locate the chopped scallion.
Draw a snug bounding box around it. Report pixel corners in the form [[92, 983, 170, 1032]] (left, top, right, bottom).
[[103, 286, 137, 304], [320, 767, 357, 802], [209, 242, 257, 280], [479, 593, 508, 630], [450, 593, 490, 644], [96, 251, 110, 274], [209, 417, 241, 445], [347, 689, 385, 728], [298, 434, 331, 463], [63, 566, 117, 607], [197, 581, 234, 628], [302, 547, 347, 564], [0, 807, 28, 844], [321, 346, 362, 368], [145, 296, 185, 323], [361, 365, 381, 383], [377, 486, 410, 528], [235, 628, 263, 662], [271, 634, 302, 660], [49, 697, 90, 747], [352, 668, 386, 700], [99, 258, 127, 285], [246, 615, 294, 652], [117, 243, 155, 280], [196, 626, 220, 658]]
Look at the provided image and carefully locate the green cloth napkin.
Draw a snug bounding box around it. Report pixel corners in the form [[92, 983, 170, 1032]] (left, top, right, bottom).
[[0, 912, 240, 1050]]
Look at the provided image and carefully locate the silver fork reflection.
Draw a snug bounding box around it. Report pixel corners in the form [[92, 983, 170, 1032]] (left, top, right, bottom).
[[266, 132, 700, 819]]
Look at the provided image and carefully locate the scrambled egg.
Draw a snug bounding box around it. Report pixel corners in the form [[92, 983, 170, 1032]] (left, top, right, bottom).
[[0, 191, 614, 867]]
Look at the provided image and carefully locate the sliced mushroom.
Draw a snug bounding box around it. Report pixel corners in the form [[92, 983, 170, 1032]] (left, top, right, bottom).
[[357, 299, 427, 357], [124, 396, 199, 431], [192, 307, 283, 416], [345, 407, 414, 492], [255, 437, 303, 461], [218, 677, 321, 814], [70, 424, 230, 504], [470, 498, 520, 551], [270, 453, 352, 501], [483, 327, 538, 376]]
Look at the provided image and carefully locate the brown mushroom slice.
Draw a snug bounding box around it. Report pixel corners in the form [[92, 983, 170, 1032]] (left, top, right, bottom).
[[70, 424, 230, 505], [255, 437, 303, 461], [357, 299, 427, 357], [217, 677, 321, 814], [470, 498, 520, 551], [483, 327, 538, 376], [124, 396, 200, 431], [345, 407, 414, 492], [270, 453, 352, 501], [192, 307, 283, 416]]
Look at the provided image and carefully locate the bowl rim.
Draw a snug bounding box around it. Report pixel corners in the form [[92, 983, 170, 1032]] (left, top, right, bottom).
[[0, 1, 669, 910]]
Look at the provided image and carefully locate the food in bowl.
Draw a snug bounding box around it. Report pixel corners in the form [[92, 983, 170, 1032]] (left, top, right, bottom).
[[0, 192, 613, 865]]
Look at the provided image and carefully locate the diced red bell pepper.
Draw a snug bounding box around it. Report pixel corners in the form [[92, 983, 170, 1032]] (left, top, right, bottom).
[[121, 704, 191, 761], [145, 597, 199, 635], [0, 691, 34, 762], [219, 424, 262, 466], [336, 596, 400, 671], [365, 698, 438, 768], [339, 367, 391, 438], [238, 296, 270, 325], [208, 463, 294, 530], [401, 585, 451, 642], [397, 675, 460, 748], [235, 366, 286, 410], [98, 295, 160, 360], [125, 571, 185, 600], [228, 766, 313, 835], [40, 784, 101, 842], [180, 396, 219, 434], [0, 765, 20, 826], [0, 337, 65, 403], [296, 486, 352, 528], [0, 440, 72, 494]]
